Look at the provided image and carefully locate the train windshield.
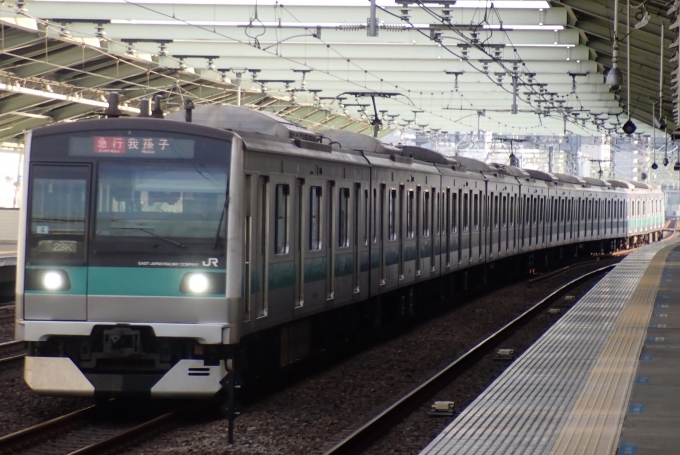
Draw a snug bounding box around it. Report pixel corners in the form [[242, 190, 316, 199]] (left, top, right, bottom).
[[95, 162, 228, 241]]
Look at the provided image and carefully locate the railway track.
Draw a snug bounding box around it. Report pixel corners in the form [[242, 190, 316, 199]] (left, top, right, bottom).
[[321, 265, 615, 455], [0, 303, 14, 322], [0, 340, 25, 365], [0, 398, 213, 455]]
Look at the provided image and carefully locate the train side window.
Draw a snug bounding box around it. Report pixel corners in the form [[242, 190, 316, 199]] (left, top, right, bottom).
[[373, 189, 378, 243], [553, 198, 558, 222], [524, 195, 530, 226], [494, 195, 499, 228], [407, 190, 414, 238], [424, 191, 430, 236], [509, 196, 514, 227], [473, 193, 479, 230], [275, 184, 290, 254], [451, 192, 457, 233], [567, 199, 572, 222], [309, 186, 322, 251], [532, 197, 537, 224], [438, 192, 443, 235], [463, 192, 469, 231], [338, 188, 350, 247], [502, 196, 507, 227], [388, 189, 397, 240], [364, 189, 369, 246]]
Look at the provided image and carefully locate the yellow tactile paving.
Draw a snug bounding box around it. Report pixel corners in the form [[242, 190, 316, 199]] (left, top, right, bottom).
[[549, 242, 679, 455]]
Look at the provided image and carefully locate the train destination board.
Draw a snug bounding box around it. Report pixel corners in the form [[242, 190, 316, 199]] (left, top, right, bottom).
[[69, 135, 195, 158]]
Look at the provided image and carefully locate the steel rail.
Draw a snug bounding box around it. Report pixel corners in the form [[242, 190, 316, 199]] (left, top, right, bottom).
[[0, 340, 26, 365], [67, 410, 178, 455], [322, 265, 615, 455], [0, 405, 97, 452]]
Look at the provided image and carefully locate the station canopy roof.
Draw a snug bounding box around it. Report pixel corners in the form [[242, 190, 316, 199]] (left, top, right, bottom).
[[0, 0, 675, 145]]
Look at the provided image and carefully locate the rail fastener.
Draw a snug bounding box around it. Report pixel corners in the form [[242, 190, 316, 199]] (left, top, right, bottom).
[[428, 401, 455, 417], [494, 348, 515, 360]]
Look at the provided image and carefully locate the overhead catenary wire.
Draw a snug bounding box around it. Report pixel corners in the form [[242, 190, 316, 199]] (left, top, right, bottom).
[[2, 0, 597, 136]]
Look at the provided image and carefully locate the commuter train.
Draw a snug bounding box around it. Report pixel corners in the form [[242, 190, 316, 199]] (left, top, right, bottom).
[[16, 102, 664, 398]]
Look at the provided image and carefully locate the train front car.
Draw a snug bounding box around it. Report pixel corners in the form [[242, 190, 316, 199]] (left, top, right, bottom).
[[16, 118, 243, 398]]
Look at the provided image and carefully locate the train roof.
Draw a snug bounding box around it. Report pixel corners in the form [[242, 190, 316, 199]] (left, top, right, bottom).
[[319, 129, 402, 155], [166, 104, 319, 142], [608, 180, 635, 189], [553, 173, 586, 185], [523, 169, 556, 181], [630, 180, 653, 189], [581, 177, 611, 187], [452, 155, 496, 172], [400, 145, 451, 165]]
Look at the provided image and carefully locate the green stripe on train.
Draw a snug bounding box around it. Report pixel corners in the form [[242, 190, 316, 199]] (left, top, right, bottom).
[[88, 267, 225, 297]]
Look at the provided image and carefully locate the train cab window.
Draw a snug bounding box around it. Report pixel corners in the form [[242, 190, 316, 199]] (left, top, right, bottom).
[[275, 184, 290, 254], [473, 193, 479, 230], [339, 188, 350, 247], [463, 193, 469, 231], [424, 191, 430, 236], [389, 189, 397, 240], [309, 186, 322, 251], [29, 165, 89, 261]]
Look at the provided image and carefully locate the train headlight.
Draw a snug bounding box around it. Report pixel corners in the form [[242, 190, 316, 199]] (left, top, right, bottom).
[[43, 271, 63, 290], [180, 272, 226, 295], [26, 269, 71, 292], [188, 274, 209, 293]]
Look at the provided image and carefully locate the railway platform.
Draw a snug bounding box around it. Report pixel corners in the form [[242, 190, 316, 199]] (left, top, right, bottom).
[[0, 242, 16, 299], [419, 238, 680, 455]]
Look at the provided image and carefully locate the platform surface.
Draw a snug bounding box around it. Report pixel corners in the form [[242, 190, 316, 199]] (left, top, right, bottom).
[[419, 239, 680, 455], [0, 243, 16, 267]]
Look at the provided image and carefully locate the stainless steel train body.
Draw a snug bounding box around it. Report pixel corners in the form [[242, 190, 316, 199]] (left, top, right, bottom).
[[16, 105, 664, 398]]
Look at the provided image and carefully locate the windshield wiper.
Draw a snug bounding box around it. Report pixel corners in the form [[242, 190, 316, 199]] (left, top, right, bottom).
[[110, 227, 186, 248]]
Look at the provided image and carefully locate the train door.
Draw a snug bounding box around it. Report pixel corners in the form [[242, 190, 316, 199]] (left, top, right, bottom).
[[430, 186, 437, 273], [465, 189, 472, 262], [539, 195, 545, 246], [416, 186, 422, 277], [251, 175, 269, 319], [353, 183, 361, 296], [501, 192, 507, 255], [510, 193, 516, 253], [398, 184, 405, 281], [379, 183, 386, 288], [451, 186, 459, 267], [472, 190, 480, 263], [243, 174, 254, 322], [326, 180, 336, 301], [26, 164, 91, 322], [445, 187, 451, 268], [294, 178, 305, 308]]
